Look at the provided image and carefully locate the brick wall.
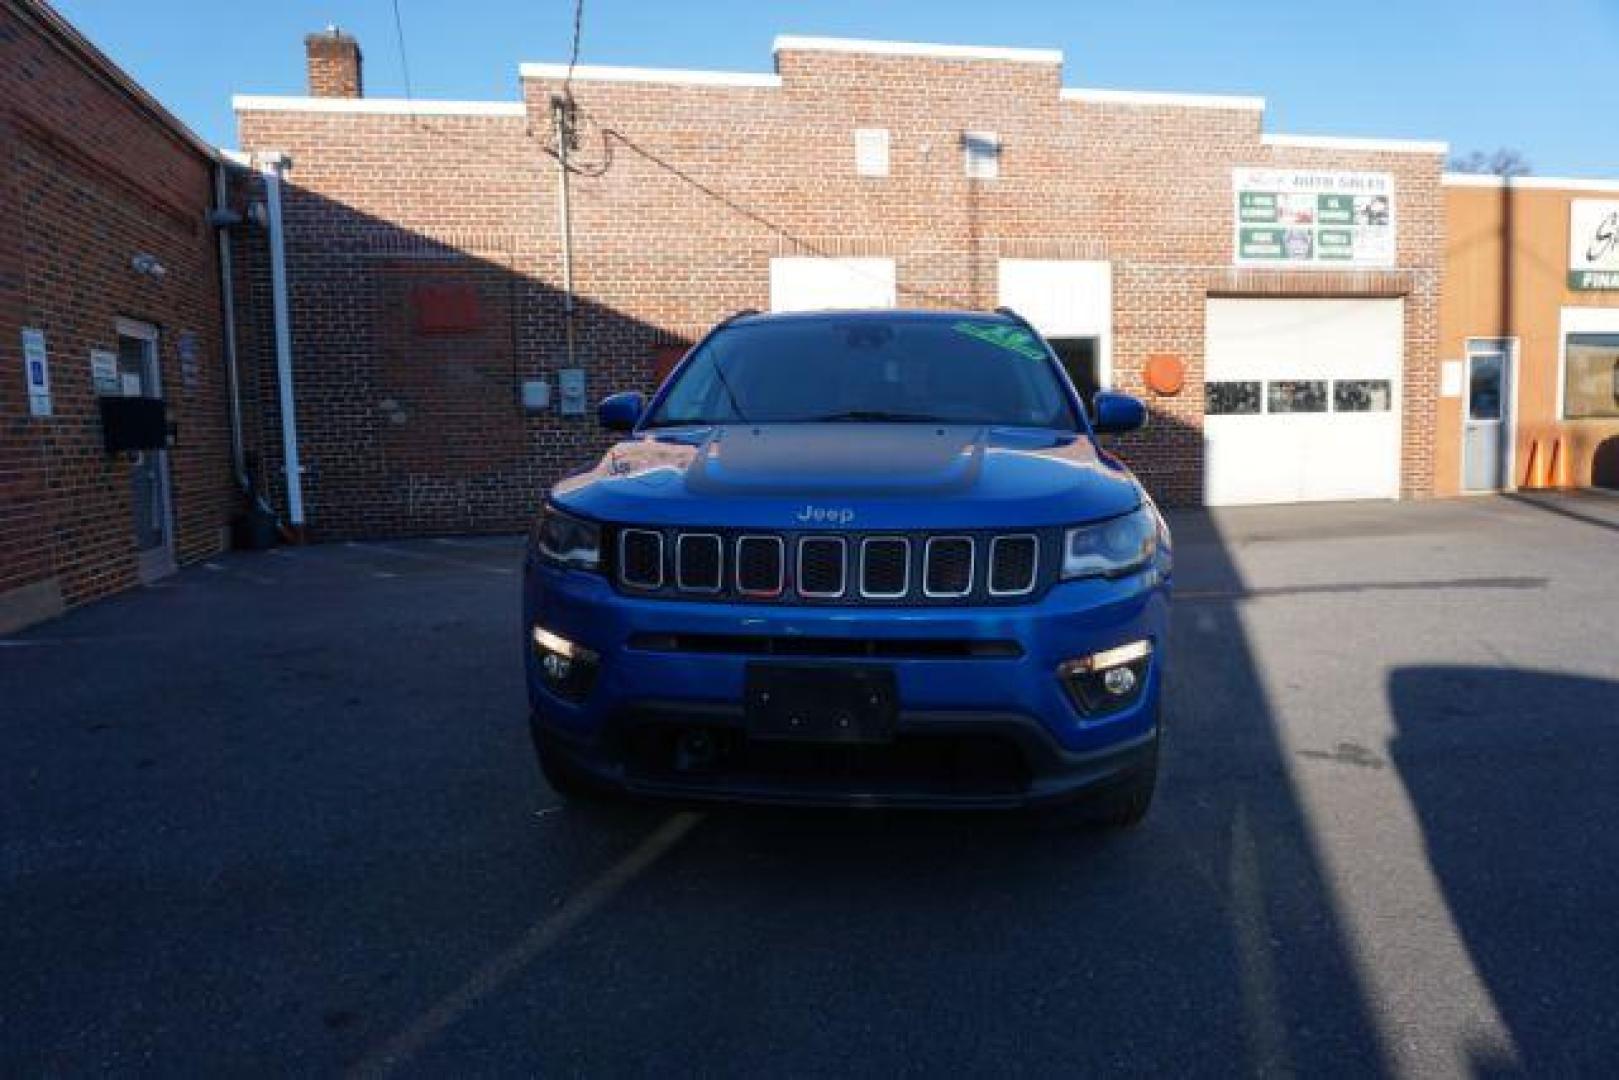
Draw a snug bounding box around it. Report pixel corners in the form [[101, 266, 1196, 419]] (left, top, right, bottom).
[[0, 0, 235, 628], [234, 40, 1446, 531]]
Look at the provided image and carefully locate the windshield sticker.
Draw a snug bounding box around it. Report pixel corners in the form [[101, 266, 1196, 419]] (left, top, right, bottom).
[[952, 321, 1047, 361]]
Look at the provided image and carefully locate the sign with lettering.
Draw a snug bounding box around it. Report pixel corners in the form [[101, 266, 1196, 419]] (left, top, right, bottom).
[[1234, 168, 1395, 268], [1569, 199, 1619, 290]]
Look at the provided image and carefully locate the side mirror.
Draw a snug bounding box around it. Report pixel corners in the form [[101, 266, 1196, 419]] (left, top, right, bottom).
[[1092, 391, 1148, 435], [598, 392, 645, 432]]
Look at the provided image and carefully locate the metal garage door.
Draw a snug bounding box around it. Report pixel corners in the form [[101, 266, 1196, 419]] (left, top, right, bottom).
[[1204, 298, 1403, 506]]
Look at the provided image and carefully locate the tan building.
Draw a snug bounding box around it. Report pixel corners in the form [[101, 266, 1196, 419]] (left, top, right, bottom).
[[1438, 175, 1619, 494]]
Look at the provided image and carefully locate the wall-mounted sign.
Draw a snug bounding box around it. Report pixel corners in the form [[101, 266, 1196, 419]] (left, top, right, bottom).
[[177, 330, 200, 390], [1570, 199, 1619, 290], [1234, 168, 1395, 268], [90, 349, 120, 394], [21, 328, 52, 417]]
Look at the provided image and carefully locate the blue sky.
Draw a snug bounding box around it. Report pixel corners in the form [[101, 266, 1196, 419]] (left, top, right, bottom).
[[54, 0, 1619, 178]]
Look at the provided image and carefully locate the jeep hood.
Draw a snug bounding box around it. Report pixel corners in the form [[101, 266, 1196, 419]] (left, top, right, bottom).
[[548, 424, 1143, 530]]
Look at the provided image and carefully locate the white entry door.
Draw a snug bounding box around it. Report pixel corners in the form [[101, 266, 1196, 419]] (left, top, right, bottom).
[[769, 257, 896, 312], [1204, 298, 1404, 506]]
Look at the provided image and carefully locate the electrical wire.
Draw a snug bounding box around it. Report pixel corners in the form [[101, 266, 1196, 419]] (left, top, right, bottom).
[[391, 0, 416, 115], [563, 0, 584, 100]]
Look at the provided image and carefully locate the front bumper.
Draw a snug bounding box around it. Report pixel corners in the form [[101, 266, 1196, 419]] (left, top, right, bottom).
[[523, 554, 1169, 809]]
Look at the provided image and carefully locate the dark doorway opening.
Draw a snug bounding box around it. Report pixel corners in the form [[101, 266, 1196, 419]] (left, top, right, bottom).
[[1048, 336, 1100, 412]]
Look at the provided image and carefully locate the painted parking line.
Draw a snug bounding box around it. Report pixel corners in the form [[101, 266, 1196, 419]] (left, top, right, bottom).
[[349, 811, 703, 1077]]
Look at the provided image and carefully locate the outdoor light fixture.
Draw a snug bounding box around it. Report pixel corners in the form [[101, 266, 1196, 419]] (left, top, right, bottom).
[[131, 253, 167, 279], [531, 625, 599, 702], [1059, 639, 1152, 717]]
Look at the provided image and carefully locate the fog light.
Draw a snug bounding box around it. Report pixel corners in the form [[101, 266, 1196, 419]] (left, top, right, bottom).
[[1059, 639, 1152, 717], [532, 626, 600, 702], [1102, 665, 1138, 696]]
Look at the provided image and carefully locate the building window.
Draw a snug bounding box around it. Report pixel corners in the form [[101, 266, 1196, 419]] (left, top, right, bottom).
[[1267, 380, 1328, 414], [1564, 333, 1619, 418], [962, 131, 1000, 180], [854, 128, 889, 177], [1206, 381, 1262, 415], [1333, 380, 1392, 413]]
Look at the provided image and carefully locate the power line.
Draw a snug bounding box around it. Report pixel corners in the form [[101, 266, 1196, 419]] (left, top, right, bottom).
[[563, 0, 584, 99], [390, 0, 416, 111]]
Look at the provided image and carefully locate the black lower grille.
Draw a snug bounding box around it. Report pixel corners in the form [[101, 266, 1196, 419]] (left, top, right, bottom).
[[924, 537, 974, 596]]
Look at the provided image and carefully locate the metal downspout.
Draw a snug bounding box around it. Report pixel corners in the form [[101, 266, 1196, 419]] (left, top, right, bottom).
[[260, 154, 306, 531]]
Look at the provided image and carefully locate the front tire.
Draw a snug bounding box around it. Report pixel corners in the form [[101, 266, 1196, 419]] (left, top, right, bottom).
[[1088, 735, 1159, 827], [532, 726, 614, 804]]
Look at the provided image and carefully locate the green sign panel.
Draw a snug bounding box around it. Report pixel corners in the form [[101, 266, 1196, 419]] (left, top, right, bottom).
[[1317, 194, 1355, 225], [1239, 227, 1286, 259], [1570, 270, 1619, 290], [1239, 192, 1279, 223]]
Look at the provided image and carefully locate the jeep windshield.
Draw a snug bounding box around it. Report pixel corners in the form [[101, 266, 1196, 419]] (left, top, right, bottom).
[[644, 315, 1081, 429]]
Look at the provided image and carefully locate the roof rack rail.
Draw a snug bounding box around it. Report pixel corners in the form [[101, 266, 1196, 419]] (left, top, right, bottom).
[[718, 308, 761, 326]]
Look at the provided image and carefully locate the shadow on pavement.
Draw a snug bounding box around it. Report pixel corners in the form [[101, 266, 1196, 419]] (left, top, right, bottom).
[[1387, 665, 1619, 1074]]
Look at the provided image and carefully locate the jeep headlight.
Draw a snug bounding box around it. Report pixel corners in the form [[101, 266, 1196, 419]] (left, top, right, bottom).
[[531, 504, 601, 571], [1062, 507, 1158, 580]]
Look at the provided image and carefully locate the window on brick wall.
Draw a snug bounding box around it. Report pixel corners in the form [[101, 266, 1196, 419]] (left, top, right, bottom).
[[962, 131, 1000, 180], [854, 128, 889, 177]]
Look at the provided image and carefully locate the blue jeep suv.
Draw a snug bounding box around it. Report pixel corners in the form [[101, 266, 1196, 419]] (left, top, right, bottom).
[[522, 309, 1171, 824]]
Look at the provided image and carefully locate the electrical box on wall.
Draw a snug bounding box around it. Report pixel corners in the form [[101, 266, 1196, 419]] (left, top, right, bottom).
[[558, 368, 586, 417], [521, 378, 550, 413], [99, 397, 170, 453]]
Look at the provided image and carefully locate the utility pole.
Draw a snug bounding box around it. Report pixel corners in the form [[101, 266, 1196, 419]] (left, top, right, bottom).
[[551, 93, 578, 371]]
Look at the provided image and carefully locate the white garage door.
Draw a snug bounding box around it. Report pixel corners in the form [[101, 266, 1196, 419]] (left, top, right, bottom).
[[1204, 298, 1403, 506], [769, 257, 896, 312]]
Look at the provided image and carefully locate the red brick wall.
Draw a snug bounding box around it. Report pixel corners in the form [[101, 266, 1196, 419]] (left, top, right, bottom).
[[1, 1, 235, 622], [235, 42, 1445, 531]]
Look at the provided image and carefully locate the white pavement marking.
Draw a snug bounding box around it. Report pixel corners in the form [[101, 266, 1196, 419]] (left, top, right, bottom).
[[349, 811, 703, 1077]]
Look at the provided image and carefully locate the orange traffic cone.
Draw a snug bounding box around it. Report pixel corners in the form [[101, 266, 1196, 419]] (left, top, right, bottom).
[[1522, 439, 1543, 489]]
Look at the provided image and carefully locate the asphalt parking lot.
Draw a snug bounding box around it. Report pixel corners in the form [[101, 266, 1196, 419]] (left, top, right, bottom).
[[3, 493, 1618, 1075]]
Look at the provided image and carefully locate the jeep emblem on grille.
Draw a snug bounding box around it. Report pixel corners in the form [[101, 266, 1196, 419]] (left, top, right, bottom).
[[796, 505, 855, 526]]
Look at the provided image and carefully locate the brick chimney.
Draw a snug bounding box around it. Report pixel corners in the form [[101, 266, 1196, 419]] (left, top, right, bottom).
[[305, 26, 362, 98]]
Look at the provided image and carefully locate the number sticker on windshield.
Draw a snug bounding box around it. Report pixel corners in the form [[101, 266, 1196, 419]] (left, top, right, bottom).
[[952, 321, 1047, 361]]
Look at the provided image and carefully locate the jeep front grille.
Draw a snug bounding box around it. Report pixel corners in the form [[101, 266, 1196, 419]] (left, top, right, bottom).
[[613, 528, 1055, 605]]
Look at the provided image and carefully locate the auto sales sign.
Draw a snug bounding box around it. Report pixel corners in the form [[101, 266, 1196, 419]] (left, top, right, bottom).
[[1570, 199, 1619, 290]]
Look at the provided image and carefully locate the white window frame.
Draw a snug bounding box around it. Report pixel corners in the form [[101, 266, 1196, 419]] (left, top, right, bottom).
[[963, 131, 1000, 180], [853, 128, 889, 178], [1557, 307, 1619, 421]]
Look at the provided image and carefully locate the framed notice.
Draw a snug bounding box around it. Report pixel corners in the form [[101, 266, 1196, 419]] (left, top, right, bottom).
[[1234, 168, 1396, 268], [1569, 200, 1619, 290]]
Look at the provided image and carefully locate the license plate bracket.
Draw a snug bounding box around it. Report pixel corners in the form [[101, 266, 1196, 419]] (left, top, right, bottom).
[[744, 663, 898, 743]]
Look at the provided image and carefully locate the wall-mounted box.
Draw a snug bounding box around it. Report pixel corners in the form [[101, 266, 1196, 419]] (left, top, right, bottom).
[[99, 396, 169, 453]]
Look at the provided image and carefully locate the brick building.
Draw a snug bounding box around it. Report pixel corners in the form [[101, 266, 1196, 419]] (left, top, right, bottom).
[[1, 0, 238, 632], [232, 32, 1449, 531]]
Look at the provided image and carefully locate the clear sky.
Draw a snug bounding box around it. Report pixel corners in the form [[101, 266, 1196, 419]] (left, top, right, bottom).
[[53, 0, 1619, 178]]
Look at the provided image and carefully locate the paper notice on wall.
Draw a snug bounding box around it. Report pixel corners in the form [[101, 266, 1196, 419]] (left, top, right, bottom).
[[121, 372, 143, 397], [1440, 360, 1464, 398], [21, 328, 51, 417], [90, 349, 120, 394]]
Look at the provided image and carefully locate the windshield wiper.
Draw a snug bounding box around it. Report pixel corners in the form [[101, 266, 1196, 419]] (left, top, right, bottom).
[[800, 410, 948, 423]]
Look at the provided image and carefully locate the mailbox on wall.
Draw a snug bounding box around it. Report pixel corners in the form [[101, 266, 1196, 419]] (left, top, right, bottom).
[[99, 396, 169, 453]]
